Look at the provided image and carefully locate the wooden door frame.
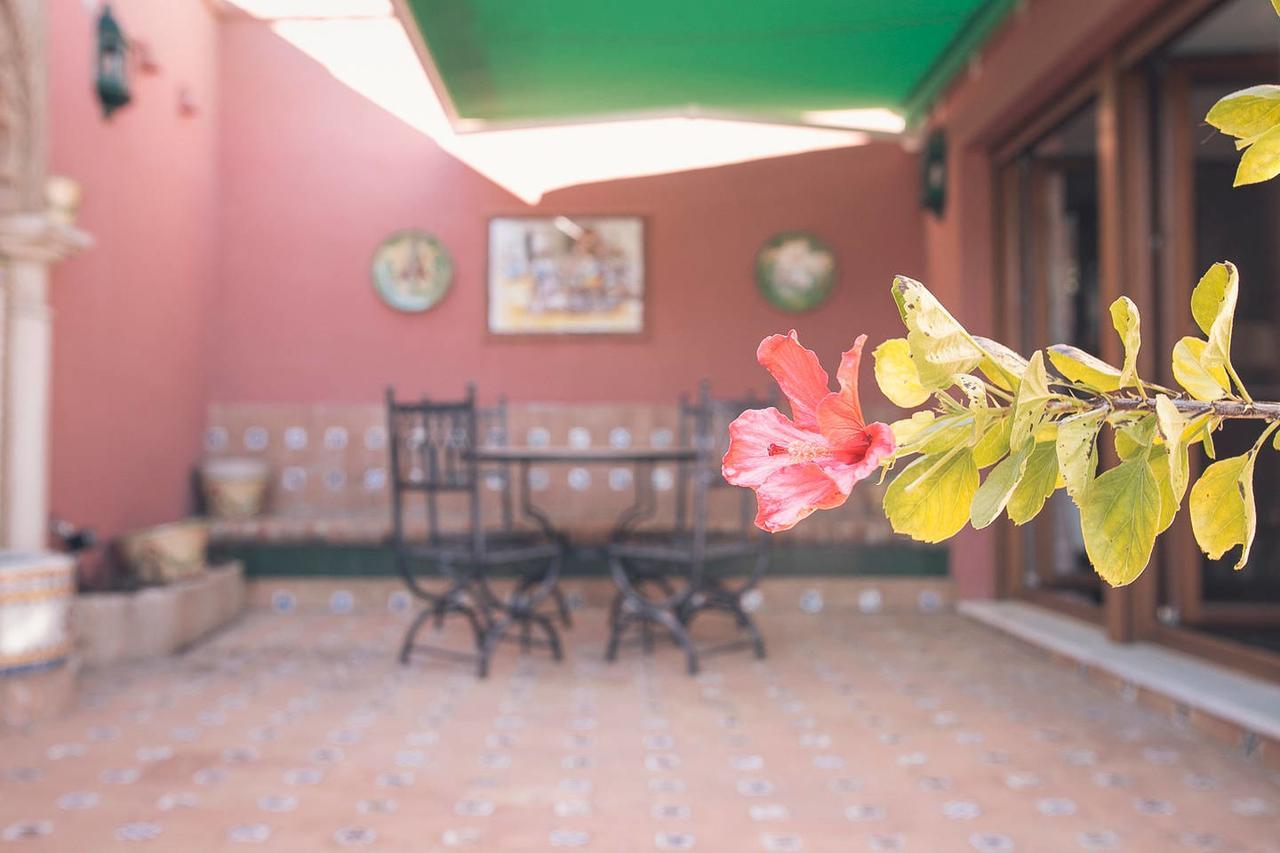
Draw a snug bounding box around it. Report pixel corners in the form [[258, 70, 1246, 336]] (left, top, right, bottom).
[[991, 0, 1280, 676], [1150, 54, 1280, 668], [992, 65, 1136, 638]]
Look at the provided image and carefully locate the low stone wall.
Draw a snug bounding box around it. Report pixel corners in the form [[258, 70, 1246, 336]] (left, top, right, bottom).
[[73, 561, 246, 667]]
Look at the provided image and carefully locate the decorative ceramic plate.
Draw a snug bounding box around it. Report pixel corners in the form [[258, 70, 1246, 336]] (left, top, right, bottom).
[[371, 230, 454, 313], [755, 231, 836, 313]]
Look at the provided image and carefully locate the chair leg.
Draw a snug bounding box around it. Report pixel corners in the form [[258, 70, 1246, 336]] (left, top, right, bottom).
[[551, 583, 573, 628], [606, 590, 625, 632], [533, 614, 563, 662], [399, 607, 434, 665], [732, 600, 767, 660], [455, 601, 488, 655], [605, 612, 630, 663], [478, 616, 511, 679], [648, 607, 699, 676]]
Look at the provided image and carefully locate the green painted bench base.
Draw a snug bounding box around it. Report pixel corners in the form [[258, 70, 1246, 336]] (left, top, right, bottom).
[[209, 542, 947, 579]]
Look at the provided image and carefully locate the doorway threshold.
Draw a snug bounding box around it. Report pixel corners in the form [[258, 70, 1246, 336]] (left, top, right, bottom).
[[960, 599, 1280, 754]]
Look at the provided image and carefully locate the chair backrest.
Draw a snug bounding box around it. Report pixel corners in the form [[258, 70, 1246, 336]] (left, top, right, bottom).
[[385, 385, 481, 550], [478, 395, 515, 530], [676, 380, 776, 535]]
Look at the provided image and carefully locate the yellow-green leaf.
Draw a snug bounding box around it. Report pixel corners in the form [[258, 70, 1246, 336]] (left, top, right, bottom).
[[902, 412, 975, 456], [1113, 415, 1156, 460], [1205, 84, 1280, 140], [973, 335, 1028, 392], [1171, 337, 1229, 401], [892, 276, 985, 390], [1190, 262, 1237, 370], [953, 373, 989, 409], [1189, 453, 1257, 570], [1047, 345, 1122, 392], [972, 415, 1011, 468], [1235, 121, 1280, 186], [1080, 454, 1162, 587], [873, 338, 931, 408], [970, 448, 1028, 530], [1202, 419, 1217, 459], [1109, 297, 1142, 390], [1010, 351, 1052, 454], [1008, 440, 1059, 525], [1154, 395, 1192, 505], [1149, 446, 1178, 535], [1056, 408, 1105, 504], [891, 410, 936, 447], [884, 449, 979, 544]]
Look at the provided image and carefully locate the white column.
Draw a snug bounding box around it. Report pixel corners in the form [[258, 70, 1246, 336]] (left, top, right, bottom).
[[0, 213, 91, 551]]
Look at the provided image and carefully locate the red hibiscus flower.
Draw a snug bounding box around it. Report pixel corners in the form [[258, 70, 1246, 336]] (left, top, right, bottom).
[[723, 331, 896, 532]]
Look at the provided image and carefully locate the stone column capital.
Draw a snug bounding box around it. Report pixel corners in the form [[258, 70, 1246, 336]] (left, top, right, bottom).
[[0, 213, 92, 265]]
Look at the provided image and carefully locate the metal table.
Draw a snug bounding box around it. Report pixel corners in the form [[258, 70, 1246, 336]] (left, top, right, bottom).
[[467, 445, 763, 674], [467, 446, 697, 544]]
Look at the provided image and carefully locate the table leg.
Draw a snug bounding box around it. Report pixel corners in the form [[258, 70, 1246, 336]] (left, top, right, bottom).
[[611, 460, 660, 542], [517, 459, 564, 544]]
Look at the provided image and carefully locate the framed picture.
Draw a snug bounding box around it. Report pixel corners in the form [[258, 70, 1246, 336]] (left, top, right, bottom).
[[488, 215, 645, 335], [371, 230, 454, 313], [755, 231, 836, 313]]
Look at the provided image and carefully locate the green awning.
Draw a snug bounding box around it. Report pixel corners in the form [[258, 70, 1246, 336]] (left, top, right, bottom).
[[400, 0, 1016, 130]]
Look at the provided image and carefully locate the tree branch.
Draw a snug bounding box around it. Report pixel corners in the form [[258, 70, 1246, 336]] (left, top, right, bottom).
[[1046, 395, 1280, 421]]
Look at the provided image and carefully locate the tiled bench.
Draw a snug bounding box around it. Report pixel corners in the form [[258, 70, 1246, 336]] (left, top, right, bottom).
[[204, 402, 939, 577]]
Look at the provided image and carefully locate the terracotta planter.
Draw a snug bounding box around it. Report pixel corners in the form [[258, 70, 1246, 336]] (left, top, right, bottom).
[[202, 457, 270, 520], [118, 519, 209, 584]]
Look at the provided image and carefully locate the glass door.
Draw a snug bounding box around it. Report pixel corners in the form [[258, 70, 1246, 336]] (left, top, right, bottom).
[[998, 100, 1106, 619], [1147, 0, 1280, 673]]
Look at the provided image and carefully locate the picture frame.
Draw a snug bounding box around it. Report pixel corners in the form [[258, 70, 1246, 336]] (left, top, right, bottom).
[[487, 215, 645, 335]]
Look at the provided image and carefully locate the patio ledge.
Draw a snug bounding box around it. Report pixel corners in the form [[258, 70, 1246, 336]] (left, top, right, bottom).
[[959, 599, 1280, 743]]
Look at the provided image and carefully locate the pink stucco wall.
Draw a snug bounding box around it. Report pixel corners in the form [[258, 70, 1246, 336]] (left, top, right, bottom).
[[38, 4, 956, 586], [210, 20, 925, 409], [48, 0, 220, 556], [49, 1, 1170, 595], [45, 8, 926, 556]]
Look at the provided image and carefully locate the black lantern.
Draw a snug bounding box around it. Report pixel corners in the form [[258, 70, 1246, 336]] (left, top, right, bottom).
[[920, 128, 947, 218], [95, 5, 131, 118]]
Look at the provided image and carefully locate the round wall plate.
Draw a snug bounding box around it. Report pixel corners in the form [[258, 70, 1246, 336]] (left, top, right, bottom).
[[371, 230, 454, 313], [755, 231, 836, 313]]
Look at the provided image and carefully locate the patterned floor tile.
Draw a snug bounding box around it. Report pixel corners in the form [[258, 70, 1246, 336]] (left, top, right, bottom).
[[1, 604, 1278, 851]]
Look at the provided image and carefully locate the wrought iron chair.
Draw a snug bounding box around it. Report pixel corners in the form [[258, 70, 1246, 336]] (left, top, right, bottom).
[[605, 381, 773, 674], [386, 386, 564, 678], [478, 395, 572, 629]]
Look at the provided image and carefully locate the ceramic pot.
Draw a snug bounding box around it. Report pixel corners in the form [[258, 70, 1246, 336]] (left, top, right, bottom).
[[201, 457, 270, 519], [0, 552, 75, 675], [118, 519, 209, 584]]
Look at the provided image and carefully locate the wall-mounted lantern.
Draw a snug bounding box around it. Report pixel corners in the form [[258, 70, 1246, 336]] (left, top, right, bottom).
[[95, 5, 131, 118], [920, 128, 947, 218]]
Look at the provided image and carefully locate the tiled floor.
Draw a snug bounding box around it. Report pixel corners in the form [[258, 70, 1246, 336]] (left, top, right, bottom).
[[4, 600, 1279, 851]]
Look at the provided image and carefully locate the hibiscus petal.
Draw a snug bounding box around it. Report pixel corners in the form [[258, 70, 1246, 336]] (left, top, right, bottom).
[[722, 407, 822, 488], [752, 462, 848, 533], [816, 391, 868, 451], [834, 334, 867, 425], [822, 421, 896, 494], [757, 331, 830, 429]]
